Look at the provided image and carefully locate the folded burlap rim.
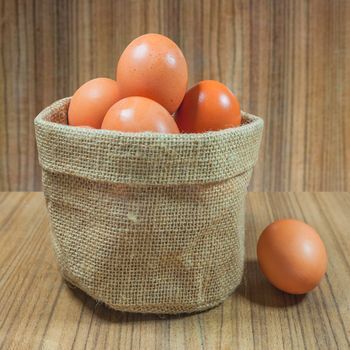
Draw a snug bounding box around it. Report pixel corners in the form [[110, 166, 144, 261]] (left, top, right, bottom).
[[35, 97, 264, 186]]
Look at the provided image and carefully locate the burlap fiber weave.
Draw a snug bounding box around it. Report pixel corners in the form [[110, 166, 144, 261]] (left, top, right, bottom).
[[34, 97, 263, 314]]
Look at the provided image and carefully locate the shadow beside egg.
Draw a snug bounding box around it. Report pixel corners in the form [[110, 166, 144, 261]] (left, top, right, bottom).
[[237, 259, 306, 308]]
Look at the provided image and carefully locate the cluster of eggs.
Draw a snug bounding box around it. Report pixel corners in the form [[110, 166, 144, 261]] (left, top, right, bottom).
[[68, 33, 241, 134]]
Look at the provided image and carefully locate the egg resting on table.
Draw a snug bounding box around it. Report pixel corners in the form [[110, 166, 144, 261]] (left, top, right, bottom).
[[257, 219, 327, 294]]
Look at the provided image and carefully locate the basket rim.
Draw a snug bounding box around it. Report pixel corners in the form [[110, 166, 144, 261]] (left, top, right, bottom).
[[34, 97, 264, 186]]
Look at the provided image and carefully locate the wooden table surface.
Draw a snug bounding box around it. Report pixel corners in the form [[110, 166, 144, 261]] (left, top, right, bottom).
[[0, 192, 349, 349]]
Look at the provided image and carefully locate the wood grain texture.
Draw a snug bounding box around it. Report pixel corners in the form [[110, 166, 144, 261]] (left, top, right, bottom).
[[0, 192, 349, 349], [0, 0, 350, 191]]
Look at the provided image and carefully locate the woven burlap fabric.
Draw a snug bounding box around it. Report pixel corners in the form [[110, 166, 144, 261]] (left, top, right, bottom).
[[34, 97, 263, 314]]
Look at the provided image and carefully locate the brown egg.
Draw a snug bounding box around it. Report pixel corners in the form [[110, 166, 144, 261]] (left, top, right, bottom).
[[116, 33, 188, 114], [68, 78, 122, 128], [257, 219, 327, 294], [101, 97, 179, 134], [175, 80, 241, 133]]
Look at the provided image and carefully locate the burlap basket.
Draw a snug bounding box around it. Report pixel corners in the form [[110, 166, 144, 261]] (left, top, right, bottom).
[[34, 97, 263, 314]]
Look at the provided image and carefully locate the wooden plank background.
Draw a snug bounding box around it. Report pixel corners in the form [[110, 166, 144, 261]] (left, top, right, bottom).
[[0, 0, 349, 191]]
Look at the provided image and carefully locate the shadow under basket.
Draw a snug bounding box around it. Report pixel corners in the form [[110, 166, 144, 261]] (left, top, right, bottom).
[[34, 97, 263, 314]]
